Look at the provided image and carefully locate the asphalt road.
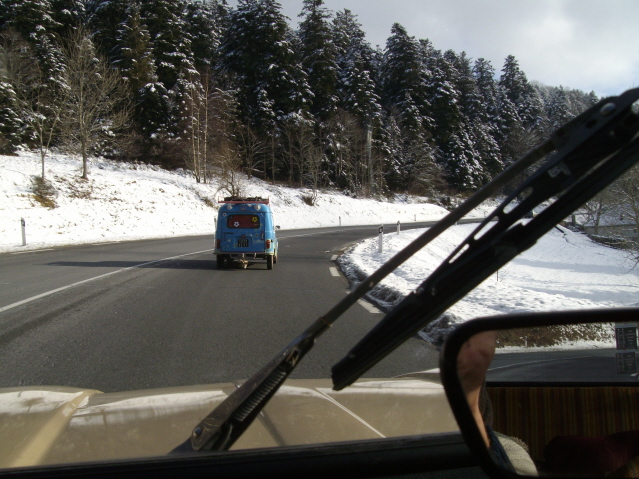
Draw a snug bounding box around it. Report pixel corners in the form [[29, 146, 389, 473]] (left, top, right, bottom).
[[488, 349, 639, 383], [0, 222, 446, 392]]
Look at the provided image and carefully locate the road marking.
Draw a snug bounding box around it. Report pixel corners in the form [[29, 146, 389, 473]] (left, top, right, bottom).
[[329, 266, 340, 277], [357, 299, 381, 314], [330, 255, 338, 261], [11, 249, 54, 255], [488, 355, 594, 371], [0, 248, 216, 314]]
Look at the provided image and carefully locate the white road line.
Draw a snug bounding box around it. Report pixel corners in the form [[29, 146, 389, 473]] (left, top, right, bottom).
[[329, 266, 340, 277], [330, 255, 338, 261], [0, 248, 216, 314], [357, 299, 381, 314], [488, 355, 594, 371], [11, 249, 54, 255]]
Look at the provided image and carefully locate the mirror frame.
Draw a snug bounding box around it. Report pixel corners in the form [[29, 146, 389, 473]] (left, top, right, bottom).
[[439, 307, 639, 479]]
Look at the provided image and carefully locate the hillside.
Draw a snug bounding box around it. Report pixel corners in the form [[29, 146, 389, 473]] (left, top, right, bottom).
[[0, 151, 467, 253]]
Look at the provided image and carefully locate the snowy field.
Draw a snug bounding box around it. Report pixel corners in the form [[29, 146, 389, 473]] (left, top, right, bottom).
[[2, 151, 637, 349], [340, 223, 639, 348], [0, 152, 452, 252]]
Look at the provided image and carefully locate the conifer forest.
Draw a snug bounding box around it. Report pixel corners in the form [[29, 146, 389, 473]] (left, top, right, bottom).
[[0, 0, 599, 197]]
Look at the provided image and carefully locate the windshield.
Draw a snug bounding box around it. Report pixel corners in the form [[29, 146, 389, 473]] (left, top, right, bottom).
[[1, 0, 638, 475], [226, 214, 261, 229]]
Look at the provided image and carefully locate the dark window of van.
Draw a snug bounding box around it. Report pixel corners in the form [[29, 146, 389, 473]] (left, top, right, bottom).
[[227, 214, 260, 229]]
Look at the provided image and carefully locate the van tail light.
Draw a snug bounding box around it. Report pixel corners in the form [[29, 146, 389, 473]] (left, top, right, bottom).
[[216, 239, 221, 249], [266, 240, 271, 249]]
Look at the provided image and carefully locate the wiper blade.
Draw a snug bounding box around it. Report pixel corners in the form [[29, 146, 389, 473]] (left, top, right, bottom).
[[331, 88, 639, 390], [171, 318, 327, 453]]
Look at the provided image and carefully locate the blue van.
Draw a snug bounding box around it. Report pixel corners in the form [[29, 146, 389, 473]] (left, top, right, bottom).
[[214, 197, 279, 269]]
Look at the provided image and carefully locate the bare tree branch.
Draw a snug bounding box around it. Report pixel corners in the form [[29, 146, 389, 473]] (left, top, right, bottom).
[[60, 28, 131, 179]]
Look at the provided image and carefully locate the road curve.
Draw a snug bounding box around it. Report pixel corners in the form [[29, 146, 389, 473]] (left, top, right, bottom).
[[0, 222, 447, 392]]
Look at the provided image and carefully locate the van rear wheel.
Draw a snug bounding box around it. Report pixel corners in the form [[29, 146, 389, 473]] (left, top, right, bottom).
[[216, 255, 225, 269], [266, 255, 273, 270]]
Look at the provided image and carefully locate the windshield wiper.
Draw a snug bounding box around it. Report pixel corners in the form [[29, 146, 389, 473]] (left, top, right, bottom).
[[332, 88, 639, 390], [172, 88, 639, 454]]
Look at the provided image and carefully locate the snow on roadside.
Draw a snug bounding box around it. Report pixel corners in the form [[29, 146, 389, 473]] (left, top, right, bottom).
[[0, 151, 459, 253], [338, 222, 639, 347]]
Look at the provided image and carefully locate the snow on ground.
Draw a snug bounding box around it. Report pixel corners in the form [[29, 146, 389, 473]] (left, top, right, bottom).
[[339, 222, 639, 348], [0, 151, 455, 252], [2, 151, 637, 350]]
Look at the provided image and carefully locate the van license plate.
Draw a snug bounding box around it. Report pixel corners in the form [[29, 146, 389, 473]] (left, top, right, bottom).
[[237, 239, 249, 247]]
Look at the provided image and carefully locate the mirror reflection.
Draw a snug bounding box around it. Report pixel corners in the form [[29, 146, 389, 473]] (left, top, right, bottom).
[[459, 322, 639, 477]]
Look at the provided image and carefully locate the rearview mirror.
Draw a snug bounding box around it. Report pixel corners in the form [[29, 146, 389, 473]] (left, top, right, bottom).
[[440, 308, 639, 478]]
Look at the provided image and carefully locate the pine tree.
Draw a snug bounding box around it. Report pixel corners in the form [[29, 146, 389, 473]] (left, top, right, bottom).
[[471, 58, 504, 180], [380, 25, 437, 191], [115, 4, 167, 144], [546, 85, 571, 131], [499, 54, 543, 130], [2, 0, 66, 88], [381, 23, 431, 133], [0, 80, 23, 153], [298, 0, 338, 124], [85, 0, 130, 63], [333, 9, 380, 125], [472, 58, 499, 127], [222, 0, 310, 133], [427, 52, 483, 190], [184, 0, 225, 74], [428, 51, 461, 147], [140, 0, 196, 92], [50, 0, 85, 39]]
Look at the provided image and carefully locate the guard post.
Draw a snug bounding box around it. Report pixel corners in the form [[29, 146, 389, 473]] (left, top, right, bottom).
[[21, 218, 26, 246]]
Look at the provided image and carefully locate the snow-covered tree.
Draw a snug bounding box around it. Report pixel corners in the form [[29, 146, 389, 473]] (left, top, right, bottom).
[[381, 23, 431, 134], [85, 0, 130, 63], [221, 0, 311, 180], [298, 0, 338, 124], [50, 0, 85, 39], [140, 0, 196, 92], [499, 54, 543, 130], [333, 9, 381, 125], [0, 28, 66, 177], [184, 0, 226, 74], [223, 0, 310, 127], [546, 85, 571, 131], [114, 3, 168, 148], [0, 79, 22, 153], [1, 0, 66, 88]]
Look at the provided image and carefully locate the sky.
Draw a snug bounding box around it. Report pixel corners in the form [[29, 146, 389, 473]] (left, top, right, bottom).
[[228, 0, 639, 98], [3, 152, 637, 350]]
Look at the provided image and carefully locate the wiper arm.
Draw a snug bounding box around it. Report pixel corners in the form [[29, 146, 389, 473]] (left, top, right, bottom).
[[332, 88, 639, 390], [174, 88, 639, 454], [170, 318, 327, 453]]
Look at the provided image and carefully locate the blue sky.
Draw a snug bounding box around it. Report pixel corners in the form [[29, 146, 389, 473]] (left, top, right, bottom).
[[228, 0, 638, 98]]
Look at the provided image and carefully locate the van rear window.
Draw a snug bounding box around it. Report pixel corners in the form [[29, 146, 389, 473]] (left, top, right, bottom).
[[227, 214, 260, 229]]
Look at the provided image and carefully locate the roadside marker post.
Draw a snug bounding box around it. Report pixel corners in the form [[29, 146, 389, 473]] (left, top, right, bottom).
[[20, 218, 26, 246]]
